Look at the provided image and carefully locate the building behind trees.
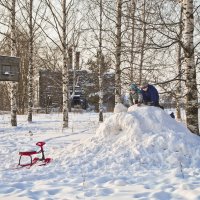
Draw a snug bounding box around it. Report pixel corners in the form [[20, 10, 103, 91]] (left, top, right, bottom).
[[33, 69, 115, 113]]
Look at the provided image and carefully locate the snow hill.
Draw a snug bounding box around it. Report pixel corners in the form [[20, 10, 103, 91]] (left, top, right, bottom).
[[62, 104, 200, 176], [1, 106, 200, 199]]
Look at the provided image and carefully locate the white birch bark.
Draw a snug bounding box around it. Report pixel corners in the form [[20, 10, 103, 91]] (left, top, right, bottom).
[[139, 0, 146, 85], [69, 47, 73, 112], [98, 0, 103, 122], [130, 0, 136, 83], [182, 0, 199, 134], [27, 0, 34, 122], [62, 0, 69, 128], [176, 44, 182, 120], [115, 0, 122, 104], [10, 0, 17, 126], [176, 5, 183, 120]]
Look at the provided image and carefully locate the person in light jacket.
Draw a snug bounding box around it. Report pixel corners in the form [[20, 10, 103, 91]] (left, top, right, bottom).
[[129, 83, 143, 106]]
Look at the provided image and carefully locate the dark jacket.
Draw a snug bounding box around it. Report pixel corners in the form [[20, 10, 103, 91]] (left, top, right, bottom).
[[141, 84, 159, 106]]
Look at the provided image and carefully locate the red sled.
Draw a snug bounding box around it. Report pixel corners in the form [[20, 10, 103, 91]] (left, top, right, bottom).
[[18, 141, 52, 168]]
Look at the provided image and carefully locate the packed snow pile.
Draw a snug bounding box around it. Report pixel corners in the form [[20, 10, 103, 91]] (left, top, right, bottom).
[[63, 105, 200, 174], [114, 103, 128, 113], [1, 110, 200, 199]]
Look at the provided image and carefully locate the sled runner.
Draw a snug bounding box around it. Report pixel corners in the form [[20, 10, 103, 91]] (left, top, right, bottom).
[[18, 141, 51, 168]]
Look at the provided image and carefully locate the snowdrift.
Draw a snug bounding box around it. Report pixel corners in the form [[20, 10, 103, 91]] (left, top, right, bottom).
[[64, 105, 200, 174]]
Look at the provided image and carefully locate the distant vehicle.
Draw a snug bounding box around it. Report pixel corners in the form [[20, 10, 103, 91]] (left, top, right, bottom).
[[70, 86, 87, 109]]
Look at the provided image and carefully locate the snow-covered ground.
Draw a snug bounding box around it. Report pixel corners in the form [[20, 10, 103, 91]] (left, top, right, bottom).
[[1, 105, 200, 200]]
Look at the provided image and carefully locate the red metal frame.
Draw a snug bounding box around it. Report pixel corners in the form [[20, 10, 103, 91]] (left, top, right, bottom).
[[18, 141, 47, 167]]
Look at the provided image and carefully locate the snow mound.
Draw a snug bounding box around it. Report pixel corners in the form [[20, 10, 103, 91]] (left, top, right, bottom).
[[98, 105, 190, 137], [114, 103, 128, 113], [63, 106, 200, 174]]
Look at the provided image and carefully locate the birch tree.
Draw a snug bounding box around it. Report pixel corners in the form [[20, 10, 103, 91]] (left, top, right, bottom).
[[10, 0, 18, 126], [43, 0, 80, 128], [115, 0, 122, 104], [138, 0, 147, 85], [98, 0, 103, 122], [176, 4, 183, 120], [0, 0, 19, 125], [182, 0, 199, 134], [27, 0, 33, 122], [129, 0, 136, 83], [62, 0, 69, 128], [16, 0, 47, 120]]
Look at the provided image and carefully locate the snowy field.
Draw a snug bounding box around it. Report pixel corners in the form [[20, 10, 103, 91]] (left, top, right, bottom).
[[1, 105, 200, 200]]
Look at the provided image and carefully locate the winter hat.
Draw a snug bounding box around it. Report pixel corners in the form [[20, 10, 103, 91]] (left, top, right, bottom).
[[130, 83, 137, 91], [141, 80, 148, 88]]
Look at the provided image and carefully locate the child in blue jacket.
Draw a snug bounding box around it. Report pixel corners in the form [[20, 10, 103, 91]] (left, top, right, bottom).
[[141, 81, 163, 109]]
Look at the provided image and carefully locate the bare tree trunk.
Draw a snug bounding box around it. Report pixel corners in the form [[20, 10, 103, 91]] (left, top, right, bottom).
[[62, 0, 69, 128], [176, 5, 183, 120], [130, 0, 136, 83], [10, 0, 17, 126], [68, 47, 73, 70], [115, 0, 122, 104], [139, 0, 146, 85], [28, 0, 34, 122], [69, 47, 73, 112], [176, 45, 182, 119], [182, 0, 199, 134], [98, 0, 103, 122], [75, 52, 80, 70]]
